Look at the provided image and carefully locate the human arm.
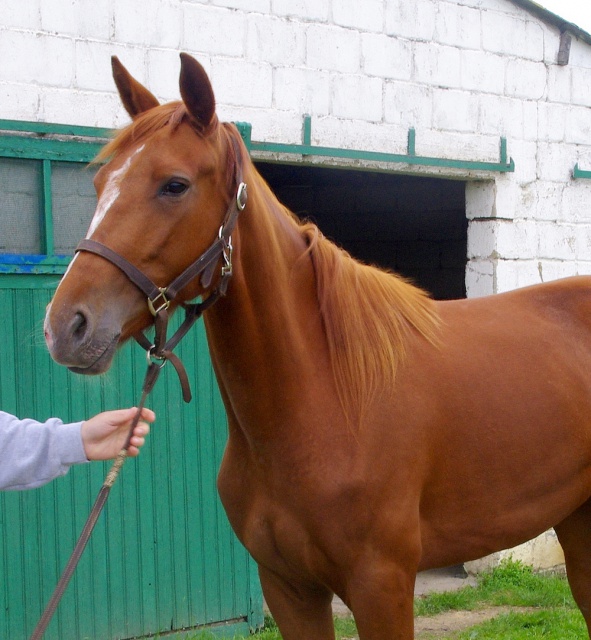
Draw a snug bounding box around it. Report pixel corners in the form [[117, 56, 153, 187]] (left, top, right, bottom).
[[0, 408, 153, 491]]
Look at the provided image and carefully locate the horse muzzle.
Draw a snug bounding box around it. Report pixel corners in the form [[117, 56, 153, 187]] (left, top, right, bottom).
[[44, 303, 121, 374]]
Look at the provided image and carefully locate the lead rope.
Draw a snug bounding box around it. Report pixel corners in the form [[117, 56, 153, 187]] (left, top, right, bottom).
[[29, 361, 162, 640]]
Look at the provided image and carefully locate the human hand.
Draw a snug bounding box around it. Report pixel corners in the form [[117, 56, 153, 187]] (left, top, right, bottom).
[[81, 407, 154, 460]]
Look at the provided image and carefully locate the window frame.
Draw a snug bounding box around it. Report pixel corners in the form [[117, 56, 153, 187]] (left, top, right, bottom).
[[0, 120, 110, 274]]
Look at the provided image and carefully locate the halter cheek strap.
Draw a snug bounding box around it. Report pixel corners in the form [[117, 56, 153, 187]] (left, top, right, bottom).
[[74, 171, 247, 403]]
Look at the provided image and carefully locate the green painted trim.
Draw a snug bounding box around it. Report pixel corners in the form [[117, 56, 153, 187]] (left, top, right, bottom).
[[131, 618, 252, 639], [0, 135, 103, 163], [241, 116, 515, 173], [0, 118, 113, 139], [0, 274, 62, 288], [41, 160, 54, 255], [407, 128, 416, 156], [302, 115, 312, 146], [250, 138, 515, 172], [573, 163, 591, 179]]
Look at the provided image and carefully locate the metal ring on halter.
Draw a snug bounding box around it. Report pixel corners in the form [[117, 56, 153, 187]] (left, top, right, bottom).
[[236, 182, 247, 211], [146, 345, 168, 368]]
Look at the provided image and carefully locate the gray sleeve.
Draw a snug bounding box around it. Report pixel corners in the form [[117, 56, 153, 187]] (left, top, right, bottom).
[[0, 411, 89, 491]]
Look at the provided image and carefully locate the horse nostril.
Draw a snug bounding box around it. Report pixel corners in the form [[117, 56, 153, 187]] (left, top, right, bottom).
[[72, 311, 88, 342]]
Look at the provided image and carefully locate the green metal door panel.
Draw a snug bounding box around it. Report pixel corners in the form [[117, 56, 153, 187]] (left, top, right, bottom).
[[0, 280, 263, 639]]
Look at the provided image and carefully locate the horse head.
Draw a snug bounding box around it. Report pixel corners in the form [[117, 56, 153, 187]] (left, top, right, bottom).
[[44, 54, 244, 374]]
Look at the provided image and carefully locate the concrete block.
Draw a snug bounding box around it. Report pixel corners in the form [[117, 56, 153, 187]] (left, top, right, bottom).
[[479, 95, 522, 138], [492, 178, 519, 220], [113, 0, 182, 49], [211, 58, 272, 108], [432, 89, 478, 133], [537, 222, 577, 261], [495, 259, 543, 292], [577, 231, 591, 263], [0, 31, 74, 88], [460, 49, 505, 95], [546, 65, 571, 104], [509, 139, 537, 184], [220, 105, 302, 144], [246, 15, 305, 66], [274, 66, 330, 116], [310, 116, 407, 155], [41, 0, 111, 40], [0, 82, 40, 121], [272, 0, 329, 22], [76, 41, 147, 94], [465, 259, 494, 298], [416, 128, 499, 163], [40, 87, 123, 128], [183, 5, 246, 57], [533, 182, 565, 221], [563, 181, 591, 223], [537, 142, 577, 183], [361, 34, 412, 81], [482, 11, 544, 61], [385, 0, 436, 42], [565, 105, 591, 146], [414, 42, 461, 89], [467, 219, 498, 259], [435, 2, 480, 49], [384, 81, 432, 129], [1, 0, 40, 29], [306, 24, 360, 73], [571, 67, 591, 107], [537, 259, 578, 282], [505, 58, 547, 100], [465, 532, 564, 575], [496, 220, 539, 260], [570, 37, 591, 70], [333, 0, 383, 32], [537, 102, 567, 143], [331, 71, 384, 122], [466, 181, 496, 220]]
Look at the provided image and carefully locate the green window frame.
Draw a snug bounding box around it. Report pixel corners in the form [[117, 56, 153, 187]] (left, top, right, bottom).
[[0, 120, 110, 274]]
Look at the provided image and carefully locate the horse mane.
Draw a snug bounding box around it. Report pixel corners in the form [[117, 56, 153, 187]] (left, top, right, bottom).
[[301, 223, 440, 421]]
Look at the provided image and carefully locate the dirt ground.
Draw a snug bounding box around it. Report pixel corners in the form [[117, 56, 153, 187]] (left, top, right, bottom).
[[334, 566, 507, 639], [413, 606, 537, 639]]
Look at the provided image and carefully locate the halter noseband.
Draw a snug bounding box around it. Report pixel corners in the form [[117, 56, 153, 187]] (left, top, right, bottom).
[[75, 154, 247, 403]]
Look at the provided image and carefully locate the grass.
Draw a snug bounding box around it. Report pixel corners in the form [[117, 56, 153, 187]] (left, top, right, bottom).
[[188, 560, 587, 639]]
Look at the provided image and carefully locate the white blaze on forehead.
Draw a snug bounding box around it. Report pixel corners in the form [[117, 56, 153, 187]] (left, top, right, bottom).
[[86, 144, 145, 238]]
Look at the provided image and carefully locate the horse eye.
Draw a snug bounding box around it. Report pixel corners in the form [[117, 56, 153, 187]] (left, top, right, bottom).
[[161, 180, 189, 197]]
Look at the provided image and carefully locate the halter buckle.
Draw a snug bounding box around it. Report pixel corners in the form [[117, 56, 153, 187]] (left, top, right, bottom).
[[221, 236, 233, 279], [147, 287, 170, 316]]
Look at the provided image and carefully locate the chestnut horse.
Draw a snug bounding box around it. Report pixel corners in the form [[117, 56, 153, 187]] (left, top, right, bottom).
[[44, 54, 591, 639]]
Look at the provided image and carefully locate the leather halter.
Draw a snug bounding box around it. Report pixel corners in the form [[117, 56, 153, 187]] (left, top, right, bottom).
[[75, 153, 247, 402]]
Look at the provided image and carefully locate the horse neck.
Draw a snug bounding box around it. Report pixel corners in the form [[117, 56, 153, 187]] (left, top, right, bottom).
[[203, 170, 335, 435]]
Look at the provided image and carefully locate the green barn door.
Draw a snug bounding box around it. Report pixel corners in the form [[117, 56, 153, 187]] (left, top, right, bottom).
[[0, 277, 263, 639], [0, 121, 263, 639]]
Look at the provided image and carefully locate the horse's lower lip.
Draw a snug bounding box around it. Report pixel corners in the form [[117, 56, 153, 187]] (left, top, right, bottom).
[[67, 333, 120, 375]]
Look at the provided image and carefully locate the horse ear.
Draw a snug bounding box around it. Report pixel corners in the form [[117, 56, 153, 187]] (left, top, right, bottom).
[[111, 56, 160, 119], [179, 53, 216, 130]]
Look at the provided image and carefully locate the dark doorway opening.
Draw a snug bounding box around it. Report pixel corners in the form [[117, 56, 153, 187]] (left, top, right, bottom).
[[256, 162, 467, 300]]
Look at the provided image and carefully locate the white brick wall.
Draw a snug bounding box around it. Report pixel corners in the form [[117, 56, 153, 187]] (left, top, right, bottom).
[[0, 0, 591, 298]]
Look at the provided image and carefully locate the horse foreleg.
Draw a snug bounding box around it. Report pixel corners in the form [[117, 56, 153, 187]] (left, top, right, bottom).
[[346, 561, 416, 639], [555, 498, 591, 638], [258, 565, 335, 640]]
